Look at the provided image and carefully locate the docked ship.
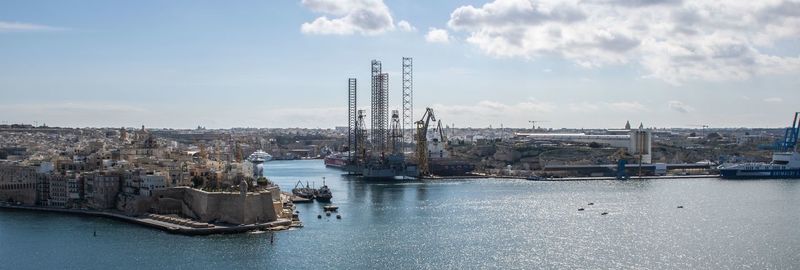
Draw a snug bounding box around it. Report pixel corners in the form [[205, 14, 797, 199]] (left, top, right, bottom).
[[719, 112, 800, 179], [247, 150, 273, 163], [361, 153, 417, 179], [719, 152, 800, 179], [324, 153, 349, 169], [292, 181, 315, 199], [314, 182, 332, 202]]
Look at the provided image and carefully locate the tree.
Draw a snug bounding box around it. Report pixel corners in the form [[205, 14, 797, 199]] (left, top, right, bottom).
[[256, 176, 272, 187], [191, 176, 204, 188]]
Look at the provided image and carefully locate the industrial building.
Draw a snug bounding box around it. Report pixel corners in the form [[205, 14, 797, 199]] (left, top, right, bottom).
[[515, 124, 653, 164]]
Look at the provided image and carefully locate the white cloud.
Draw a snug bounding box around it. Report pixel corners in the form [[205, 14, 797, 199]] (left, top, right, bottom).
[[434, 99, 555, 117], [300, 0, 395, 35], [567, 101, 649, 113], [425, 27, 450, 43], [667, 100, 693, 113], [764, 97, 783, 103], [397, 20, 416, 32], [0, 21, 65, 32], [606, 101, 647, 112], [446, 0, 800, 84], [567, 102, 600, 112]]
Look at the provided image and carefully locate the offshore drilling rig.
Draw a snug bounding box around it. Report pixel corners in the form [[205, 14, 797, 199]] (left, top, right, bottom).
[[341, 58, 417, 178], [336, 58, 473, 179]]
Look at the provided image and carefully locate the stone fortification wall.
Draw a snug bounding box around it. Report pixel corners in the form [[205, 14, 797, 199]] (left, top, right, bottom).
[[151, 187, 279, 225]]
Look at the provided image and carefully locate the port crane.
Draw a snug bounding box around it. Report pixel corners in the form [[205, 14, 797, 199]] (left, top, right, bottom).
[[416, 107, 436, 176], [777, 112, 800, 152], [528, 120, 550, 131], [687, 124, 709, 137], [436, 120, 447, 145]]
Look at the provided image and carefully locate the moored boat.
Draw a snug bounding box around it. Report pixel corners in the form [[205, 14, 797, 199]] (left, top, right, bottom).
[[324, 153, 349, 169], [314, 181, 333, 202], [291, 181, 315, 199], [247, 150, 273, 163]]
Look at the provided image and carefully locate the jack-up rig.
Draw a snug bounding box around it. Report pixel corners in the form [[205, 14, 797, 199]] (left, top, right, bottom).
[[327, 58, 417, 178], [324, 58, 474, 179]]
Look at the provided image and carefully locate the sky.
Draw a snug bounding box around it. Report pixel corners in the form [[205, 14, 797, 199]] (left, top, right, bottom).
[[0, 0, 799, 129]]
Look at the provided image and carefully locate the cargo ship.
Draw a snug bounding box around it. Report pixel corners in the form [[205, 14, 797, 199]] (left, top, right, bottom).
[[324, 153, 349, 169], [719, 152, 800, 179], [719, 112, 800, 179]]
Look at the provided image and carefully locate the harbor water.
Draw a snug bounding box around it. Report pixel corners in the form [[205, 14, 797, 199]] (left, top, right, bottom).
[[2, 160, 800, 269]]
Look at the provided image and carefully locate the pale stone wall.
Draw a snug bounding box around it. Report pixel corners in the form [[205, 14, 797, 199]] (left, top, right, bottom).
[[150, 187, 279, 225]]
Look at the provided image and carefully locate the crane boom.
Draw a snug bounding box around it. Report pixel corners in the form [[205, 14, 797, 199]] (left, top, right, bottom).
[[437, 120, 447, 145], [416, 108, 436, 176], [528, 120, 550, 130]]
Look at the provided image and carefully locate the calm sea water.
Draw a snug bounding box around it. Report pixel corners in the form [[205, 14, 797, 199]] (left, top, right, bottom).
[[2, 160, 799, 269]]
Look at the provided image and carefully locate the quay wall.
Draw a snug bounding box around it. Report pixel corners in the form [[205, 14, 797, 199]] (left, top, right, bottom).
[[0, 205, 291, 236]]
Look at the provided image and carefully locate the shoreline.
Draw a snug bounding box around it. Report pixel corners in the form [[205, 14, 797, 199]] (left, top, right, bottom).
[[0, 205, 292, 236], [420, 174, 721, 181]]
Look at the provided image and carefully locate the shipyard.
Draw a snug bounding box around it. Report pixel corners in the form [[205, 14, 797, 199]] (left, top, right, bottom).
[[1, 65, 799, 235], [2, 0, 800, 268], [1, 65, 799, 236]]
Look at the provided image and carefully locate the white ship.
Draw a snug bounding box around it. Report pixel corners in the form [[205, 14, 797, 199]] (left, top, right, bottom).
[[247, 150, 273, 163]]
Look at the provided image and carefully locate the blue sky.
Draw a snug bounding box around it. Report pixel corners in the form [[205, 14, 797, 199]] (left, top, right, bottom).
[[1, 0, 799, 129]]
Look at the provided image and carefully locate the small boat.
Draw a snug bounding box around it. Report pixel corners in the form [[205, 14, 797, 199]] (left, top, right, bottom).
[[292, 181, 315, 199], [322, 205, 339, 212], [314, 182, 333, 202]]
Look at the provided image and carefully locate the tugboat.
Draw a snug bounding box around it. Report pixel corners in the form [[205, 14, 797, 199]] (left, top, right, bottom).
[[314, 179, 333, 202], [719, 112, 800, 179], [291, 181, 315, 199]]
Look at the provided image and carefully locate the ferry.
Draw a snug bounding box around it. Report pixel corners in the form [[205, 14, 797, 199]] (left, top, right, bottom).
[[719, 112, 800, 179], [247, 150, 273, 163]]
